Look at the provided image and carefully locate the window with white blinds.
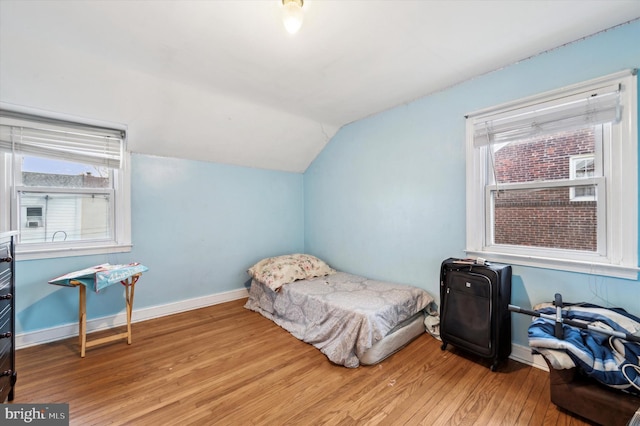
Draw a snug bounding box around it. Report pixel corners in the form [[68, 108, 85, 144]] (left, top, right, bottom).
[[0, 112, 124, 168], [0, 107, 132, 260], [471, 83, 621, 147], [465, 70, 638, 279]]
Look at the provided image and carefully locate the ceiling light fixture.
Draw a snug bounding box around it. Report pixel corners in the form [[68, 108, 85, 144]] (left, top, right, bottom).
[[282, 0, 304, 34]]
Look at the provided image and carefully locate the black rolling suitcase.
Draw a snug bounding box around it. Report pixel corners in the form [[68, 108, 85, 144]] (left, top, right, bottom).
[[439, 257, 512, 371]]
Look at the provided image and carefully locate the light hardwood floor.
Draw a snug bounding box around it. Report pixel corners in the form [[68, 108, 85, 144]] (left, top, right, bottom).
[[11, 299, 593, 425]]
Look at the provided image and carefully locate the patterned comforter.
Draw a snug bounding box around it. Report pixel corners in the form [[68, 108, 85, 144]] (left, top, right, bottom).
[[528, 303, 640, 395], [244, 272, 435, 368]]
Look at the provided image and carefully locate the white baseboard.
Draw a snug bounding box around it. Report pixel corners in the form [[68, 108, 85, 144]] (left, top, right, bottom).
[[509, 342, 549, 371], [16, 288, 249, 349]]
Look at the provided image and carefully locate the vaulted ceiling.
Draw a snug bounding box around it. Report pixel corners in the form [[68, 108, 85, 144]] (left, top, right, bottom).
[[1, 1, 639, 172]]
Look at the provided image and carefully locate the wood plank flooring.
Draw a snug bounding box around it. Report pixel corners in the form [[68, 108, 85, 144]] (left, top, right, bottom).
[[10, 299, 594, 425]]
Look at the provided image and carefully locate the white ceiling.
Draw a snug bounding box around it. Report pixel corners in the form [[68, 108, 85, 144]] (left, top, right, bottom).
[[1, 1, 639, 172]]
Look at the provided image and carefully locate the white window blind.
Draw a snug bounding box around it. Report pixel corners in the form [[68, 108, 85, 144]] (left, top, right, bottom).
[[472, 83, 621, 147], [0, 111, 124, 169]]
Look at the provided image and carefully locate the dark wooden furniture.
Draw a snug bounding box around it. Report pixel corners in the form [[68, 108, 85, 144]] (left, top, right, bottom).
[[0, 231, 17, 402], [544, 357, 639, 426]]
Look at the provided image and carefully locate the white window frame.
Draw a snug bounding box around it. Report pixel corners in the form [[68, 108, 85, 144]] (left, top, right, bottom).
[[0, 103, 132, 260], [465, 70, 638, 279]]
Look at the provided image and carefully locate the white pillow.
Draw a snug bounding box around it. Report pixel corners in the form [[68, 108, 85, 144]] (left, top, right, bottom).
[[248, 254, 335, 291]]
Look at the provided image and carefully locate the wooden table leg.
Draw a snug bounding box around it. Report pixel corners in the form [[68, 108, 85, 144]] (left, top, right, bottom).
[[78, 284, 87, 358], [124, 276, 138, 345]]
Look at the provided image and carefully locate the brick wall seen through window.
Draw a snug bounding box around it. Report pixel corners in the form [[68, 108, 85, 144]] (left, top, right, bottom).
[[491, 128, 597, 251]]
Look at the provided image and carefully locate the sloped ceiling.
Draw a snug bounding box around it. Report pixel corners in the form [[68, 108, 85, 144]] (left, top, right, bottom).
[[1, 1, 639, 172]]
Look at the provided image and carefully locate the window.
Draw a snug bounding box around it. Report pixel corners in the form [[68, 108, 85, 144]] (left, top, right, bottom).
[[465, 70, 638, 279], [0, 106, 131, 260], [569, 154, 596, 201], [25, 206, 43, 228]]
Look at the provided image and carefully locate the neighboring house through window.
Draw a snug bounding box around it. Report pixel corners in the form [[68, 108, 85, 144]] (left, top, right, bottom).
[[0, 106, 132, 260], [465, 70, 638, 279], [570, 154, 596, 201], [25, 206, 44, 228]]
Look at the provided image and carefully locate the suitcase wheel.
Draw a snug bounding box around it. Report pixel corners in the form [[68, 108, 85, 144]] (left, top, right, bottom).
[[441, 342, 447, 351]]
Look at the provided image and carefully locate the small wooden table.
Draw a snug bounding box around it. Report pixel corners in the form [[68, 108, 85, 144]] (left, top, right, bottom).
[[48, 263, 148, 357], [72, 273, 140, 357]]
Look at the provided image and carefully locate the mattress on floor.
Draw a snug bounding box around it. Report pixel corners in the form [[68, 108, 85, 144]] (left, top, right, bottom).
[[244, 271, 436, 368]]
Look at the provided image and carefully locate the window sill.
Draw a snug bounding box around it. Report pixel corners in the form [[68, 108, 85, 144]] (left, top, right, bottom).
[[16, 243, 132, 261], [465, 249, 639, 280]]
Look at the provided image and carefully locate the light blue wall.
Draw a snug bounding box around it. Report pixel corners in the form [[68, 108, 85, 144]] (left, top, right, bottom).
[[304, 20, 640, 346], [16, 153, 304, 333]]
